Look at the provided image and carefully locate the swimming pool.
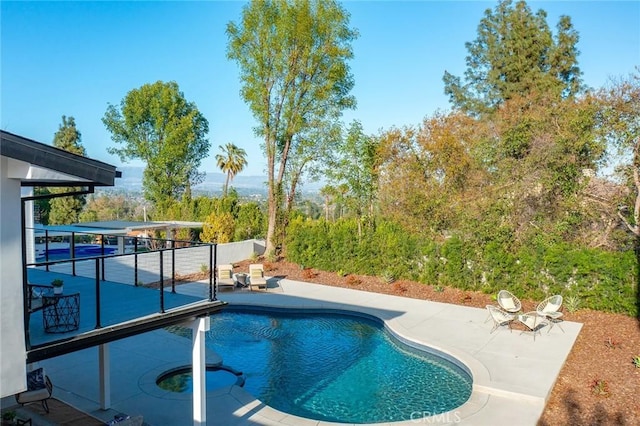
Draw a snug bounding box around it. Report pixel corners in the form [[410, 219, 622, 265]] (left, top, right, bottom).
[[205, 307, 472, 423], [36, 245, 117, 262]]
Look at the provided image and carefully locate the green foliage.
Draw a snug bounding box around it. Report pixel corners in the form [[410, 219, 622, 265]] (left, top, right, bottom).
[[598, 70, 640, 238], [216, 143, 248, 196], [79, 194, 137, 223], [48, 116, 87, 225], [381, 269, 395, 284], [590, 379, 610, 398], [200, 212, 235, 243], [33, 187, 51, 224], [325, 120, 380, 231], [564, 295, 581, 313], [286, 216, 638, 316], [174, 227, 195, 242], [234, 202, 266, 240], [227, 0, 357, 253], [633, 356, 640, 368], [103, 80, 209, 213], [286, 217, 425, 280], [265, 250, 277, 263], [53, 115, 85, 155], [443, 0, 582, 115]]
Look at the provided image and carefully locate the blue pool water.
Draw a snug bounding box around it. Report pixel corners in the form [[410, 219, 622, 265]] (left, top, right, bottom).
[[36, 245, 117, 262], [156, 365, 244, 393], [205, 309, 472, 424]]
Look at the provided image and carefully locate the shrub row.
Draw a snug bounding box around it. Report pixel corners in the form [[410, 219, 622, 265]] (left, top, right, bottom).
[[285, 217, 638, 316]]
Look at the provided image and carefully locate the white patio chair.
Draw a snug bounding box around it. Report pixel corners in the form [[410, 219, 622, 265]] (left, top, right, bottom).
[[536, 294, 564, 333], [486, 305, 515, 333], [249, 264, 267, 291], [497, 290, 522, 313], [15, 368, 53, 413], [216, 264, 236, 291]]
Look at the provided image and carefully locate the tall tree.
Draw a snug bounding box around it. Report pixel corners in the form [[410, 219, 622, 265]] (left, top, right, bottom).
[[79, 194, 135, 222], [377, 115, 486, 234], [103, 81, 210, 213], [443, 0, 582, 116], [326, 120, 380, 235], [227, 0, 357, 255], [48, 116, 87, 224], [215, 143, 248, 196], [281, 118, 341, 231], [599, 70, 640, 238]]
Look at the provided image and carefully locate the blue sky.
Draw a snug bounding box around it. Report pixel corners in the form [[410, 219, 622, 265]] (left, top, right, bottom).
[[2, 1, 639, 177]]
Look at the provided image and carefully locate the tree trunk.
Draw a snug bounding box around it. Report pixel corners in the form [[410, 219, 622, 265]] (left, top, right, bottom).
[[324, 195, 329, 221], [265, 134, 293, 256], [266, 187, 278, 255], [223, 173, 230, 197], [265, 132, 277, 256], [281, 170, 301, 246]]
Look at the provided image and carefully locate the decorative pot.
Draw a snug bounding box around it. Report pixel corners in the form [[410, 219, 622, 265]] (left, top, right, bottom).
[[54, 286, 63, 295]]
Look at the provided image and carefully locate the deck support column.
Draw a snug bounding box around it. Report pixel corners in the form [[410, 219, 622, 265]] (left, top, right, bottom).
[[99, 343, 111, 409], [192, 316, 210, 426]]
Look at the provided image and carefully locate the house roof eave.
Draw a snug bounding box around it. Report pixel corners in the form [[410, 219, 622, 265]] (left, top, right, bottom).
[[1, 130, 120, 187]]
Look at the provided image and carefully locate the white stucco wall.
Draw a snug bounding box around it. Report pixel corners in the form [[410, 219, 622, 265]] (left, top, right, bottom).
[[0, 156, 28, 398]]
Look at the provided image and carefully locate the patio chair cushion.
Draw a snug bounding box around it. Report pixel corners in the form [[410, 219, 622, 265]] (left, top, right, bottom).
[[16, 372, 53, 412], [251, 269, 263, 278], [537, 295, 563, 315], [17, 386, 50, 403], [27, 368, 46, 391], [501, 297, 516, 311]]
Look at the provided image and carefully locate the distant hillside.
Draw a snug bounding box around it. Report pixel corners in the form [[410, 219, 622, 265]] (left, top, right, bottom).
[[112, 166, 323, 196]]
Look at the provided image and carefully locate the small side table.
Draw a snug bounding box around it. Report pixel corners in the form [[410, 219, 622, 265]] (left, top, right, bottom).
[[234, 273, 248, 288], [43, 293, 80, 333]]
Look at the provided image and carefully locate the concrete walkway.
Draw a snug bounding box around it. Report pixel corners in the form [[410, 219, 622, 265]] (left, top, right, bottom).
[[37, 278, 581, 425]]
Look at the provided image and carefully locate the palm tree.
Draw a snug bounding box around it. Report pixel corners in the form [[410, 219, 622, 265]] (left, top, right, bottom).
[[215, 143, 248, 196]]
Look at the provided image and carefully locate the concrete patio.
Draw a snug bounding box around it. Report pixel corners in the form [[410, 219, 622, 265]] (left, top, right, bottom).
[[19, 274, 581, 425]]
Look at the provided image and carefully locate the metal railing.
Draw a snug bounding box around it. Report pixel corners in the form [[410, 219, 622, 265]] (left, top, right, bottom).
[[23, 230, 219, 350]]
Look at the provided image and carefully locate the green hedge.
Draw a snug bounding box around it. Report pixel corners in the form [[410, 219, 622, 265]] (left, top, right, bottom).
[[285, 218, 638, 316]]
